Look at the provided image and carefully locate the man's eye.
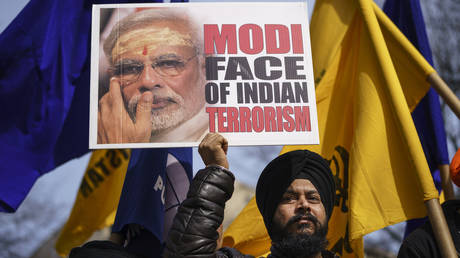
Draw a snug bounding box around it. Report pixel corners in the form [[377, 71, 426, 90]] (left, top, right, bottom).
[[122, 65, 144, 75], [282, 195, 296, 202], [156, 60, 184, 69], [308, 196, 320, 203], [113, 64, 143, 75]]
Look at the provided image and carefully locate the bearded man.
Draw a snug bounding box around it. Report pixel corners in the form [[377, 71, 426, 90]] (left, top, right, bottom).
[[165, 133, 338, 258]]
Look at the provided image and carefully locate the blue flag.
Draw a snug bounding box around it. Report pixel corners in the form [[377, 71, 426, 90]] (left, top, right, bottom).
[[112, 148, 193, 256], [0, 0, 92, 212], [0, 0, 181, 212], [383, 0, 449, 236]]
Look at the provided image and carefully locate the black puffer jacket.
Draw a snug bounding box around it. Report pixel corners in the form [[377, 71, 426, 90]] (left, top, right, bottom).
[[164, 165, 235, 258]]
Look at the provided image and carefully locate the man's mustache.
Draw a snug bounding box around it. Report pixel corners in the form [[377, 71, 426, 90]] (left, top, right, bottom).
[[130, 92, 179, 105], [152, 95, 178, 104], [286, 213, 321, 228], [127, 91, 183, 116]]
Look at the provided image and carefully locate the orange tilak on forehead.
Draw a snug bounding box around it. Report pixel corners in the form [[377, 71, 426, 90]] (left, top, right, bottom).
[[111, 26, 194, 63]]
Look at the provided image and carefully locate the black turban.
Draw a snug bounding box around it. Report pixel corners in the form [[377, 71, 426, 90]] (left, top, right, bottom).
[[255, 149, 336, 238]]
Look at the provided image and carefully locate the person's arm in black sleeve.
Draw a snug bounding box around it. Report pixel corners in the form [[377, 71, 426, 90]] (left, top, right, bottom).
[[397, 225, 440, 258], [164, 133, 234, 258]]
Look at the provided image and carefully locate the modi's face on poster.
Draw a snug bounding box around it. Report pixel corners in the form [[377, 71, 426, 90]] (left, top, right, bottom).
[[109, 19, 205, 134]]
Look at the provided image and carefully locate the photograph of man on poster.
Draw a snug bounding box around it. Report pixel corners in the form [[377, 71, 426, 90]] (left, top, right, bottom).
[[97, 8, 208, 144]]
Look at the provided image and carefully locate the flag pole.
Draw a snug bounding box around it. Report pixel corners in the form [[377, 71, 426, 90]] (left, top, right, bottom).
[[428, 72, 460, 119], [439, 164, 455, 200], [425, 199, 458, 257]]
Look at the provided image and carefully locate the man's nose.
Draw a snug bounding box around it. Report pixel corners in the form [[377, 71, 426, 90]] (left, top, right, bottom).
[[297, 196, 311, 213], [139, 64, 163, 90]]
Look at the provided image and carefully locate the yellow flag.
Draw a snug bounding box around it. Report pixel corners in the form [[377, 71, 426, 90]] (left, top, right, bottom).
[[223, 0, 438, 257], [55, 149, 131, 256]]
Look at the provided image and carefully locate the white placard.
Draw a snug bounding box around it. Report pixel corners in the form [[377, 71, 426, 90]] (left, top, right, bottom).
[[89, 2, 319, 148]]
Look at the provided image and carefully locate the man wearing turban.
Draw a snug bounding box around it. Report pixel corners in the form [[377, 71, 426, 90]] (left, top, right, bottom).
[[165, 133, 338, 258]]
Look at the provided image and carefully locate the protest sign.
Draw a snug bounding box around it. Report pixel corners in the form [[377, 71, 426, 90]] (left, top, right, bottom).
[[89, 2, 319, 148]]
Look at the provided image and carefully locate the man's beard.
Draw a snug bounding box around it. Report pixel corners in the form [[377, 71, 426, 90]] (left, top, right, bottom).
[[126, 91, 192, 134], [271, 213, 328, 258]]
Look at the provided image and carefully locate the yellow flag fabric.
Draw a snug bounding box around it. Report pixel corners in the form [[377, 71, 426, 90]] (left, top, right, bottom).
[[223, 198, 271, 257], [223, 0, 438, 257], [55, 149, 131, 256]]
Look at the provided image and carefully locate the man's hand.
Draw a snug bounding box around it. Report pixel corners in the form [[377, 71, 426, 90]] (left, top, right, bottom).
[[198, 133, 229, 169], [125, 223, 143, 247], [98, 78, 153, 143]]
